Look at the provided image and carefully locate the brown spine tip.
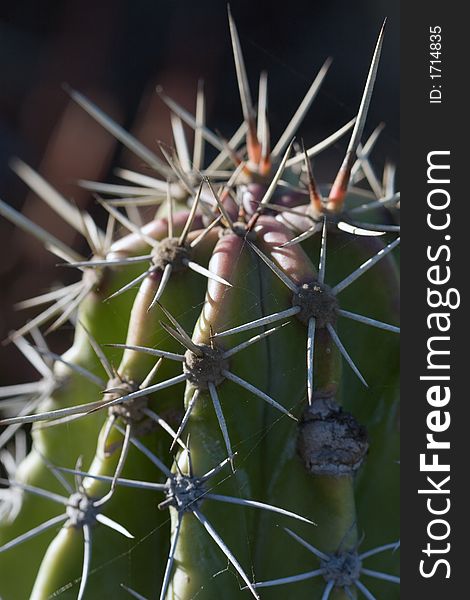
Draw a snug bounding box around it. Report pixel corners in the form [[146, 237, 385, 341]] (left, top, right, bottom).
[[327, 155, 354, 212]]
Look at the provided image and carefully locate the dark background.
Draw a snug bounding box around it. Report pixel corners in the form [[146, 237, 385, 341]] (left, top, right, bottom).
[[0, 0, 399, 382]]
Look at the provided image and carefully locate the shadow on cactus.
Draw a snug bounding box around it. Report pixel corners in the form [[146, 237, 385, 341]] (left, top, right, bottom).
[[0, 7, 399, 600]]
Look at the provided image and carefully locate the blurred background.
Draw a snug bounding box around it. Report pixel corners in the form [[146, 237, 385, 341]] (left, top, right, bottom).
[[0, 0, 398, 385]]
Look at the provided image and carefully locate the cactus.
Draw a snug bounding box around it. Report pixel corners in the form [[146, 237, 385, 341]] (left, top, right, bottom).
[[0, 9, 399, 600]]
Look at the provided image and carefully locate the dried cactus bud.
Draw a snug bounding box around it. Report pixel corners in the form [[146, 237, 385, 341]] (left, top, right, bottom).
[[298, 395, 369, 476]]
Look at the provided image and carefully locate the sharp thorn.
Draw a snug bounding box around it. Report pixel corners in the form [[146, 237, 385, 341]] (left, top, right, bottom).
[[0, 514, 67, 553], [273, 57, 332, 157], [106, 343, 184, 362], [66, 87, 172, 177], [148, 264, 173, 311], [185, 259, 232, 287], [326, 323, 368, 387], [360, 569, 400, 584], [354, 580, 377, 600], [159, 515, 183, 600], [193, 509, 259, 599], [338, 309, 399, 334], [215, 306, 301, 338], [247, 241, 298, 293], [332, 237, 400, 295], [328, 22, 386, 210], [222, 322, 290, 358], [286, 119, 356, 168], [95, 513, 134, 539], [307, 317, 316, 405], [208, 382, 235, 469], [222, 370, 297, 420], [77, 524, 92, 600], [206, 493, 313, 524], [284, 527, 328, 560]]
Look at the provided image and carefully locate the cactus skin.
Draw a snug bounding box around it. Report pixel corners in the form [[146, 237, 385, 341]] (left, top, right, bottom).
[[0, 11, 399, 600]]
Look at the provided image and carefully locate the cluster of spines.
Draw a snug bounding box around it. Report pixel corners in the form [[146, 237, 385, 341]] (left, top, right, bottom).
[[0, 9, 399, 600]]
